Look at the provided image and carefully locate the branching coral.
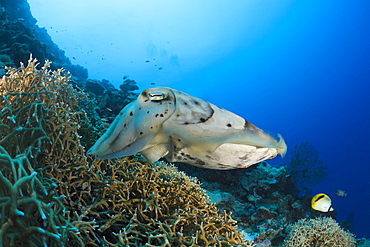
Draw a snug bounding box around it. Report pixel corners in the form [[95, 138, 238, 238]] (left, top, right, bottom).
[[0, 56, 254, 246], [283, 217, 356, 247], [0, 56, 84, 245], [0, 147, 76, 246], [84, 158, 251, 246]]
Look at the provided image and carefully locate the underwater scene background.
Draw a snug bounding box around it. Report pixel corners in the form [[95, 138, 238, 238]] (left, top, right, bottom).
[[0, 0, 369, 246]]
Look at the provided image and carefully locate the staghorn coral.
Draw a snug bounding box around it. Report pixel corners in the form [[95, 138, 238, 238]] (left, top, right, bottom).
[[0, 56, 254, 246], [84, 158, 253, 246], [282, 217, 356, 247], [0, 147, 75, 246]]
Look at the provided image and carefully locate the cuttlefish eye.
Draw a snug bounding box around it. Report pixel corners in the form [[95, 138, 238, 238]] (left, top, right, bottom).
[[147, 91, 167, 101]]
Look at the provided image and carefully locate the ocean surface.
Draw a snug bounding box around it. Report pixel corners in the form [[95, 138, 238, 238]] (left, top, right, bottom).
[[28, 0, 370, 238]]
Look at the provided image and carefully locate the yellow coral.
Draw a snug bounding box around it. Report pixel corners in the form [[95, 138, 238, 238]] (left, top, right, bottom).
[[283, 217, 356, 247], [85, 158, 251, 246]]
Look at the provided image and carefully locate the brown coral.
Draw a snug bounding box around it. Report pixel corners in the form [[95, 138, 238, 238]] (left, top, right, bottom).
[[84, 158, 251, 246]]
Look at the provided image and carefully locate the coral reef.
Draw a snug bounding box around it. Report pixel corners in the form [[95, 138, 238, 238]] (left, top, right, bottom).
[[176, 162, 314, 245], [282, 217, 356, 247], [0, 56, 254, 246], [357, 238, 370, 247], [83, 77, 139, 120]]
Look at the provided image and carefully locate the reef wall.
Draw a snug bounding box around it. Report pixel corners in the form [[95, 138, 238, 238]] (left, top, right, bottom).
[[0, 0, 88, 80]]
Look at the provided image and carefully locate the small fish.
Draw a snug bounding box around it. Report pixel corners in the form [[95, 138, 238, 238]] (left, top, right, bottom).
[[311, 193, 333, 212], [101, 116, 114, 122], [101, 117, 115, 128], [336, 189, 348, 197], [87, 87, 287, 170]]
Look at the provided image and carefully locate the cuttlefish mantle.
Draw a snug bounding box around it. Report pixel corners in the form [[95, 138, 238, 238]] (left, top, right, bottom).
[[87, 87, 287, 170]]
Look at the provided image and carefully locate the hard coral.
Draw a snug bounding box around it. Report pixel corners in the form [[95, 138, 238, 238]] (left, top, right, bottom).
[[0, 147, 72, 246], [283, 217, 356, 247], [0, 56, 84, 245], [86, 158, 253, 246]]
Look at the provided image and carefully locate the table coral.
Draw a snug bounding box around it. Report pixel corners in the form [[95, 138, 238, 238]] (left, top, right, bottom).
[[0, 56, 254, 246]]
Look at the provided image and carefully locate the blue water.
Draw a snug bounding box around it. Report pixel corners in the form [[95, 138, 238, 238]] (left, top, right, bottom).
[[29, 0, 370, 238]]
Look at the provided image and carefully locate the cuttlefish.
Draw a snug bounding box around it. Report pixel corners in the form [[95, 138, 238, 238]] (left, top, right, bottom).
[[87, 87, 287, 170]]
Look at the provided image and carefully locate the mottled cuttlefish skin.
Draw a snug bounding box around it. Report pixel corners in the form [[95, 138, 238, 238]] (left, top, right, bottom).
[[87, 87, 287, 170]]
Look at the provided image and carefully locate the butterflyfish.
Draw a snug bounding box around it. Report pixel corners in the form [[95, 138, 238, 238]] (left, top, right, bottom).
[[311, 193, 334, 212]]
